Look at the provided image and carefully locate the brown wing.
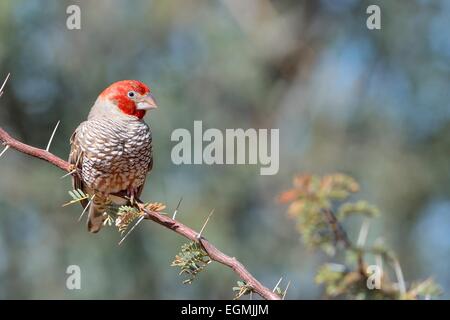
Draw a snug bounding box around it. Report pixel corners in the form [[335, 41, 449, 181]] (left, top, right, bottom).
[[69, 128, 89, 208], [135, 142, 153, 201]]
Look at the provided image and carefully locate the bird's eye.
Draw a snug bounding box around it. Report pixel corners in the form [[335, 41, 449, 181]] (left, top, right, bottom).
[[127, 91, 136, 98]]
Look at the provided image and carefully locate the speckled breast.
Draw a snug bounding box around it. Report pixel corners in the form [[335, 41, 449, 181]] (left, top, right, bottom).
[[77, 116, 152, 194]]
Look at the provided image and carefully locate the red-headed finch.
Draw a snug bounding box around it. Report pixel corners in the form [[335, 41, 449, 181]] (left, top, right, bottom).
[[69, 80, 157, 233]]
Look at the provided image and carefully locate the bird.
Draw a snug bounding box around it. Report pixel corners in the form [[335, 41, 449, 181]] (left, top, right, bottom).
[[69, 80, 157, 233]]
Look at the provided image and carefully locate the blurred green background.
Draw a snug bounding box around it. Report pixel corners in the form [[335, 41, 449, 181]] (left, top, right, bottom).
[[0, 0, 449, 299]]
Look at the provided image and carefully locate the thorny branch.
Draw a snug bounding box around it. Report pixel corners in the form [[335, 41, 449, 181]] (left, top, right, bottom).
[[322, 209, 365, 276], [0, 75, 280, 300]]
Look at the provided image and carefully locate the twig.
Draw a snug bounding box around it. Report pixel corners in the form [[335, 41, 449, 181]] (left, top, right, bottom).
[[323, 209, 352, 249], [140, 205, 280, 300], [322, 209, 366, 276], [0, 128, 72, 171], [0, 125, 280, 300]]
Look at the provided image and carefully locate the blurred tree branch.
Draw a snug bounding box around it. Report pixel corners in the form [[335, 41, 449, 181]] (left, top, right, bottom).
[[279, 173, 442, 299]]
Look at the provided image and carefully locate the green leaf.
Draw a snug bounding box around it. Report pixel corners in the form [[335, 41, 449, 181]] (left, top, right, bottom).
[[337, 201, 380, 220], [171, 242, 211, 284]]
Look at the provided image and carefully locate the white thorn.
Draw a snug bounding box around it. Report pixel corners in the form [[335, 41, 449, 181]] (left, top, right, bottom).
[[78, 194, 95, 222], [60, 169, 76, 179], [46, 120, 60, 152], [197, 209, 214, 239], [272, 277, 283, 292], [0, 73, 10, 95], [357, 219, 370, 247], [75, 151, 82, 167], [375, 254, 383, 272], [393, 258, 406, 296], [172, 197, 183, 220], [0, 145, 10, 158], [119, 215, 145, 246], [282, 281, 291, 300]]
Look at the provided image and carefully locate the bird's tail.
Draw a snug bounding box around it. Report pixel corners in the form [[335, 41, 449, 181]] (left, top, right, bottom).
[[86, 194, 127, 233], [87, 201, 107, 233]]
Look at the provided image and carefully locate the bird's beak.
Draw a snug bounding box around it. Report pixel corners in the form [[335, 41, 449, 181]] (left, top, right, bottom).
[[136, 93, 158, 110]]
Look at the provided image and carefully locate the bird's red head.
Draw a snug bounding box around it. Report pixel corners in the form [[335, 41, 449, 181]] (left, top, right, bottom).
[[99, 80, 157, 119]]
